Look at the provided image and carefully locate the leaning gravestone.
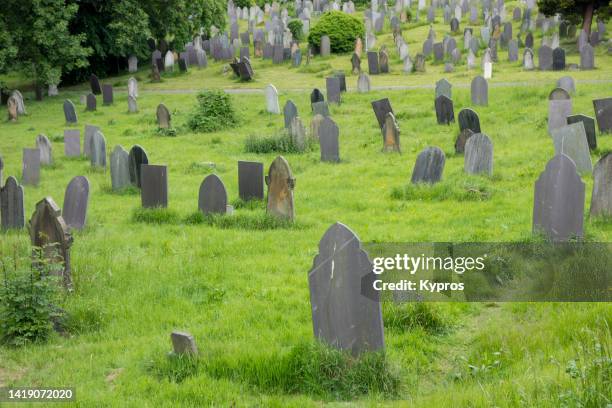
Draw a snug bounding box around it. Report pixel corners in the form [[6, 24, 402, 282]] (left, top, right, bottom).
[[326, 77, 341, 104], [0, 176, 25, 230], [90, 131, 107, 168], [548, 88, 572, 134], [435, 79, 452, 99], [567, 114, 597, 150], [435, 95, 454, 125], [90, 74, 101, 95], [319, 117, 340, 162], [238, 161, 264, 201], [464, 133, 493, 175], [310, 88, 324, 109], [283, 100, 298, 129], [411, 146, 446, 184], [129, 145, 149, 188], [141, 164, 168, 208], [551, 122, 592, 173], [62, 176, 90, 230], [86, 93, 97, 111], [265, 156, 295, 221], [455, 128, 475, 154], [590, 153, 612, 217], [156, 104, 171, 128], [471, 76, 488, 106], [36, 134, 53, 166], [170, 331, 198, 355], [382, 113, 400, 152], [308, 222, 384, 355], [593, 98, 612, 133], [371, 98, 394, 130], [533, 154, 585, 241], [29, 197, 73, 289], [102, 84, 113, 105], [110, 145, 130, 191], [264, 84, 280, 114], [357, 72, 371, 93], [63, 100, 78, 124], [458, 108, 481, 133], [199, 174, 228, 215], [84, 125, 99, 158], [22, 148, 40, 186]]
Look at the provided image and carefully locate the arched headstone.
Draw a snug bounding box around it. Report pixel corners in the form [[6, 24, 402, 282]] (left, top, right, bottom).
[[129, 145, 149, 188], [265, 156, 295, 220], [0, 176, 25, 230], [110, 145, 130, 191], [464, 133, 493, 175], [63, 176, 90, 230], [411, 146, 446, 184], [198, 174, 228, 215]]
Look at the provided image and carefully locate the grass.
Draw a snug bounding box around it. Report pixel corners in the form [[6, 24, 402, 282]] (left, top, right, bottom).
[[0, 4, 610, 407]]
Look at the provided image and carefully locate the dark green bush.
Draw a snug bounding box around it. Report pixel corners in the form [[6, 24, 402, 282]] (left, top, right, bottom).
[[308, 11, 365, 54], [187, 89, 238, 133], [233, 0, 252, 8], [288, 19, 304, 41]]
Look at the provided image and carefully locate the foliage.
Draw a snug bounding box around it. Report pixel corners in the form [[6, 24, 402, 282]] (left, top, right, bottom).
[[187, 90, 238, 133], [383, 302, 451, 334], [538, 0, 611, 32], [308, 11, 365, 54], [233, 0, 253, 8], [0, 249, 62, 347], [244, 131, 315, 153], [288, 19, 304, 41]]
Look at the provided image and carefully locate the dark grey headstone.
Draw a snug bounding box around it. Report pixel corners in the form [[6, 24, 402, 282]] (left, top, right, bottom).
[[84, 125, 99, 158], [471, 76, 488, 106], [310, 88, 325, 109], [171, 331, 198, 355], [590, 153, 612, 217], [86, 93, 96, 111], [411, 146, 446, 184], [433, 42, 444, 62], [63, 100, 78, 124], [458, 108, 481, 133], [129, 145, 149, 188], [265, 156, 295, 221], [455, 128, 475, 154], [508, 40, 519, 62], [580, 43, 594, 69], [464, 133, 493, 175], [593, 98, 612, 134], [538, 45, 553, 71], [379, 50, 389, 73], [334, 72, 347, 92], [62, 176, 90, 230], [283, 100, 298, 129], [367, 51, 379, 75], [0, 176, 25, 230], [22, 148, 40, 186], [110, 145, 130, 191], [552, 47, 566, 70], [326, 77, 341, 104], [435, 95, 454, 125], [567, 114, 596, 150], [308, 222, 384, 355], [102, 84, 113, 105], [90, 74, 101, 95], [551, 122, 592, 173], [319, 117, 340, 162], [90, 131, 107, 168], [371, 98, 393, 130], [141, 164, 168, 208], [198, 174, 228, 215], [533, 154, 585, 241], [238, 161, 264, 201]]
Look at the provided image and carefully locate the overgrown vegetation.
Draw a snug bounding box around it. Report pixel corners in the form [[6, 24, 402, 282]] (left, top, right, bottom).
[[244, 130, 315, 153], [187, 89, 238, 133], [308, 11, 365, 53], [287, 19, 304, 41], [391, 175, 495, 202]]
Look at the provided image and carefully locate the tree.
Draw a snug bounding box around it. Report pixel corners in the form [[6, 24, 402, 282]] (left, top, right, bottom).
[[537, 0, 611, 35]]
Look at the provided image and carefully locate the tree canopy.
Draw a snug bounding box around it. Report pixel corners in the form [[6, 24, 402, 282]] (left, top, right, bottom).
[[538, 0, 611, 34]]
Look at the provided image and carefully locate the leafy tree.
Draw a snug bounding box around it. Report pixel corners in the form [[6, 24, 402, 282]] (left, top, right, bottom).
[[0, 18, 17, 74], [537, 0, 611, 35]]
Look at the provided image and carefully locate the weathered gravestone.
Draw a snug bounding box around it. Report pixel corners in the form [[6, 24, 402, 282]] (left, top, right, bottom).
[[310, 88, 324, 109], [367, 51, 380, 74], [90, 74, 101, 95], [326, 77, 341, 104], [379, 49, 389, 73], [548, 88, 572, 134], [90, 131, 107, 168], [320, 35, 331, 56], [264, 84, 280, 114], [238, 161, 264, 201], [371, 98, 394, 130], [458, 108, 481, 133], [22, 148, 40, 186], [290, 116, 307, 151], [523, 48, 535, 70], [557, 76, 576, 94], [567, 114, 597, 150], [308, 222, 384, 355], [102, 84, 113, 105], [593, 98, 612, 133], [551, 122, 592, 174], [283, 100, 298, 129], [538, 45, 553, 71], [508, 40, 519, 61], [84, 125, 99, 158], [455, 128, 475, 154], [141, 164, 168, 208], [319, 117, 340, 162], [64, 100, 78, 124], [357, 72, 370, 93], [156, 104, 171, 128], [464, 133, 493, 175], [411, 146, 446, 184], [435, 78, 452, 99], [110, 145, 130, 191], [382, 112, 400, 152], [312, 101, 330, 117], [265, 156, 295, 221], [86, 93, 97, 111], [7, 96, 18, 121], [433, 42, 444, 62], [128, 78, 138, 98], [552, 48, 566, 70], [311, 114, 325, 140], [351, 53, 361, 74], [128, 96, 138, 113], [128, 55, 138, 73], [334, 72, 347, 92], [129, 145, 149, 188], [471, 76, 488, 106], [435, 95, 455, 125], [590, 153, 612, 217], [62, 176, 89, 230], [170, 331, 198, 355], [29, 197, 73, 288], [199, 174, 228, 215], [533, 154, 585, 241], [0, 176, 25, 230], [580, 43, 594, 69], [36, 134, 53, 166]]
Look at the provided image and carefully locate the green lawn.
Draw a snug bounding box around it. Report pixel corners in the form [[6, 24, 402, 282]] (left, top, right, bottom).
[[0, 4, 611, 407]]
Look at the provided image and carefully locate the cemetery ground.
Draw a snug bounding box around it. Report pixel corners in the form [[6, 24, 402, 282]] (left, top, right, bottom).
[[1, 5, 612, 408]]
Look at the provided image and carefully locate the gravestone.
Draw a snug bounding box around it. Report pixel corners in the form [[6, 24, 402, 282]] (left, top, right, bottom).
[[351, 53, 361, 74], [29, 197, 73, 288], [311, 114, 325, 140], [199, 174, 228, 215], [264, 84, 280, 114], [371, 98, 394, 130], [455, 129, 475, 154], [533, 154, 585, 241], [580, 43, 594, 69], [283, 100, 298, 129], [90, 131, 107, 168], [435, 95, 455, 125], [458, 108, 481, 133], [557, 76, 576, 94], [310, 88, 324, 109], [525, 32, 534, 49], [128, 55, 138, 73], [523, 48, 535, 70], [265, 156, 295, 221], [312, 101, 330, 117], [86, 93, 97, 111], [36, 134, 53, 166], [538, 45, 553, 70], [334, 72, 347, 92], [308, 222, 384, 355], [464, 133, 493, 175], [0, 176, 25, 230], [379, 49, 389, 73], [7, 96, 17, 121], [63, 100, 78, 124], [64, 130, 80, 158], [102, 84, 113, 105], [141, 164, 168, 208], [590, 153, 612, 217], [508, 40, 518, 61], [433, 42, 444, 62], [551, 122, 592, 173], [567, 114, 597, 150], [411, 146, 446, 184], [22, 148, 40, 186], [84, 125, 99, 158], [128, 77, 138, 98], [471, 76, 488, 106], [128, 96, 138, 113], [290, 116, 307, 151], [367, 51, 380, 74], [110, 145, 130, 191], [320, 35, 331, 56], [548, 88, 572, 134], [415, 54, 426, 72], [129, 145, 149, 188], [90, 74, 101, 95], [382, 112, 400, 152], [156, 104, 171, 128], [435, 79, 452, 99], [552, 48, 566, 70], [238, 161, 264, 201], [170, 332, 198, 355], [357, 72, 370, 92], [62, 176, 89, 230], [593, 98, 612, 133], [319, 117, 340, 162]]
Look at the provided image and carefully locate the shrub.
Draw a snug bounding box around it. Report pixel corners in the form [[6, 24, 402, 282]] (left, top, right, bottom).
[[187, 89, 238, 133], [233, 0, 252, 8], [244, 131, 316, 154], [288, 19, 304, 41], [308, 11, 365, 54]]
